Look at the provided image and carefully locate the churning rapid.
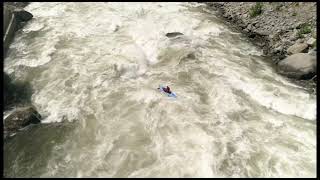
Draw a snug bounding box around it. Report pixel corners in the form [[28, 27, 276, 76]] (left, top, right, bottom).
[[3, 2, 316, 178]]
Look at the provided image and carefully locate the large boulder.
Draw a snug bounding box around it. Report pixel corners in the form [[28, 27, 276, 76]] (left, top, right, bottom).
[[287, 42, 308, 55], [277, 53, 316, 79], [4, 106, 41, 136], [306, 37, 316, 46], [14, 9, 33, 22], [3, 4, 33, 58]]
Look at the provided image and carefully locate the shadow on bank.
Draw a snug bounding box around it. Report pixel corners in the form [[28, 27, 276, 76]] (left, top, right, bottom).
[[4, 72, 33, 110], [3, 73, 42, 139]]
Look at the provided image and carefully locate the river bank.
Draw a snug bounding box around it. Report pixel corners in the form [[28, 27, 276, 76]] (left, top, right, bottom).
[[4, 2, 33, 57], [205, 2, 317, 87], [3, 2, 42, 140]]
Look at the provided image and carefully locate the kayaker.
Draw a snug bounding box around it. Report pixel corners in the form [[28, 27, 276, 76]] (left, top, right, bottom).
[[163, 86, 171, 94], [157, 86, 172, 94]]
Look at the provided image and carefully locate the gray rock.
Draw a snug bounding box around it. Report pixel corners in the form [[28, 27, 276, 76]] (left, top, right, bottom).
[[274, 45, 284, 53], [289, 30, 298, 41], [274, 42, 282, 48], [308, 48, 317, 56], [14, 9, 33, 22], [277, 53, 316, 79], [256, 29, 270, 36], [287, 42, 308, 54], [3, 106, 41, 140], [4, 106, 41, 134], [3, 4, 33, 58], [306, 37, 316, 46], [270, 32, 281, 41], [165, 32, 184, 38], [239, 22, 247, 29], [297, 38, 304, 43], [295, 22, 304, 29], [252, 20, 258, 25]]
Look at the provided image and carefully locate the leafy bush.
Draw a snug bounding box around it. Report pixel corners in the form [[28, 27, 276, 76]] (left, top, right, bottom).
[[250, 3, 263, 18], [296, 23, 312, 38]]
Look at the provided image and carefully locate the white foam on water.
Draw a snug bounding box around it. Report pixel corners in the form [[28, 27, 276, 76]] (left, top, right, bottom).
[[3, 2, 316, 178]]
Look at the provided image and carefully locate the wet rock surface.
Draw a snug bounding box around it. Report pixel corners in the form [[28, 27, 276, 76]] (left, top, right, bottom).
[[166, 32, 184, 38], [3, 2, 33, 57], [4, 106, 42, 139]]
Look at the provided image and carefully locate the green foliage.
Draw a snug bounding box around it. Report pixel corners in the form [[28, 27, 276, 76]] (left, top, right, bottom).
[[296, 23, 312, 38], [250, 2, 263, 18], [296, 31, 303, 39]]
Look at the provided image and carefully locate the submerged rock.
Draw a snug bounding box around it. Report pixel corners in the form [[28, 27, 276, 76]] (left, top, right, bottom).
[[277, 53, 316, 79], [165, 32, 184, 38]]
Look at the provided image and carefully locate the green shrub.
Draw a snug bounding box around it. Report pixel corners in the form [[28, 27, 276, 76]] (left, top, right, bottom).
[[250, 3, 263, 18], [297, 23, 312, 38], [296, 23, 312, 38]]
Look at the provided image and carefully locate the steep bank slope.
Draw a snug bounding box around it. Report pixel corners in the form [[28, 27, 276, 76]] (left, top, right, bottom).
[[206, 2, 317, 82]]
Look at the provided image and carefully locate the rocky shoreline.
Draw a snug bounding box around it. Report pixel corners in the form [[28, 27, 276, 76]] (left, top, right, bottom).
[[4, 2, 33, 57], [3, 2, 42, 140], [205, 2, 317, 84]]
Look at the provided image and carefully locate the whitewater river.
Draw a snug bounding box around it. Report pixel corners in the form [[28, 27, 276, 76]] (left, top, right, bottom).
[[3, 2, 316, 178]]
